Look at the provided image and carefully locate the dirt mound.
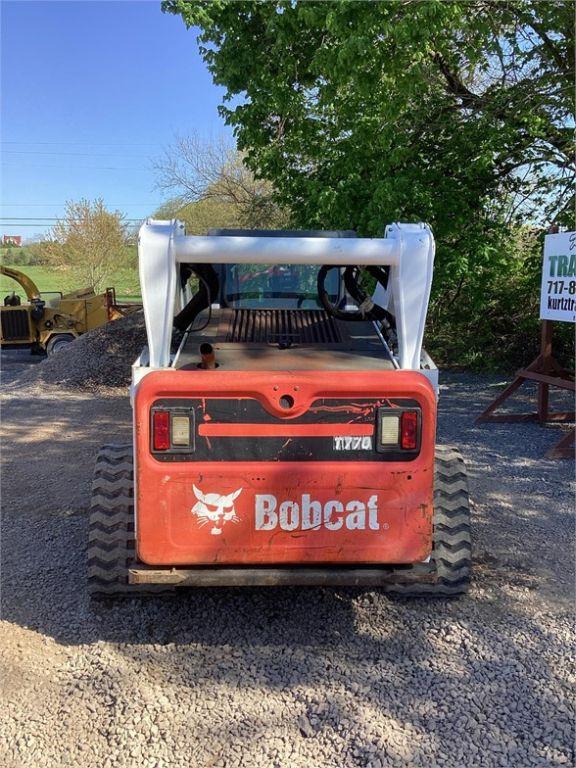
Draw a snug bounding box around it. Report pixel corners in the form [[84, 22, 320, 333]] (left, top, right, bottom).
[[23, 311, 147, 391]]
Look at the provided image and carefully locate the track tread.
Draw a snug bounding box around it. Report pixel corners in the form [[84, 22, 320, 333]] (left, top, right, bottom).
[[383, 445, 472, 596], [87, 445, 167, 599]]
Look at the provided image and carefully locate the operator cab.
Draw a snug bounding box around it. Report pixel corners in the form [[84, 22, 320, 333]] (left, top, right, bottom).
[[213, 228, 352, 311], [174, 229, 397, 373]]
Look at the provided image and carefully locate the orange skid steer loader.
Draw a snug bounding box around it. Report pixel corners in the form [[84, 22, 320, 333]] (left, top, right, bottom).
[[88, 223, 471, 597]]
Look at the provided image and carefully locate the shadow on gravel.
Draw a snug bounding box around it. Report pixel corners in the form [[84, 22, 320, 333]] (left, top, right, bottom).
[[1, 392, 132, 514], [2, 540, 573, 767], [437, 374, 574, 603], [1, 375, 574, 766]]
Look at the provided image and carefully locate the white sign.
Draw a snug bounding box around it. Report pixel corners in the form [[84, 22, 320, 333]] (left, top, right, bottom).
[[540, 232, 576, 323]]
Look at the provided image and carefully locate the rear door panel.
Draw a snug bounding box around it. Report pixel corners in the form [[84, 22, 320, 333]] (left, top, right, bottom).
[[134, 370, 436, 566]]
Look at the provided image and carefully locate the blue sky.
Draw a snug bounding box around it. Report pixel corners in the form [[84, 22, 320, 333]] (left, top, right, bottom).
[[1, 0, 231, 239]]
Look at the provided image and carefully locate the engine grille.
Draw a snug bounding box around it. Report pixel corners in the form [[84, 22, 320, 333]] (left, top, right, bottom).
[[225, 309, 342, 345], [1, 309, 30, 340]]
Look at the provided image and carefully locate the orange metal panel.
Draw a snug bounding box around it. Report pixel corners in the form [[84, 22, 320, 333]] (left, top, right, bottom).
[[134, 370, 436, 566]]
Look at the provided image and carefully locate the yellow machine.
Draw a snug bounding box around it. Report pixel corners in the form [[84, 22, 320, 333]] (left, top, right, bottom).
[[0, 266, 123, 355]]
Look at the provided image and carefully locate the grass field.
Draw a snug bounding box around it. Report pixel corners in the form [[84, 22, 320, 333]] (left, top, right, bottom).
[[0, 265, 141, 301]]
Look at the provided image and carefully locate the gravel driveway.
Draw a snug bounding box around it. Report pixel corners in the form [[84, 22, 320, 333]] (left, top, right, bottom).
[[1, 359, 574, 768]]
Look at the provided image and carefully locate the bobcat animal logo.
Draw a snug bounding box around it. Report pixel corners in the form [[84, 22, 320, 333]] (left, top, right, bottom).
[[191, 485, 243, 536]]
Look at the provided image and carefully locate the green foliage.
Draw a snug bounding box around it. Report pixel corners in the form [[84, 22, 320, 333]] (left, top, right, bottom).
[[0, 241, 58, 267], [428, 227, 574, 370], [164, 0, 574, 368], [154, 196, 244, 234]]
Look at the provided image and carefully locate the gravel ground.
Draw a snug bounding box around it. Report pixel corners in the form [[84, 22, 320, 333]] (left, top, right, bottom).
[[1, 311, 147, 392], [0, 357, 574, 768]]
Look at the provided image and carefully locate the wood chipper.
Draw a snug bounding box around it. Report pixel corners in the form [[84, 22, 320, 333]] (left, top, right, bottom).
[[0, 265, 124, 355], [88, 222, 471, 597]]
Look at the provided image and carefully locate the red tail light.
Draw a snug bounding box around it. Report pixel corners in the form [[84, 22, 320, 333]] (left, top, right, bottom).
[[400, 411, 418, 450], [152, 410, 170, 451]]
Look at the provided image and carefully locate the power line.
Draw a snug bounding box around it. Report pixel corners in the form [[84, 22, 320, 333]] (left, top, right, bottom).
[[1, 223, 144, 228], [0, 216, 142, 220], [0, 203, 158, 207], [1, 224, 72, 228], [1, 164, 150, 172], [3, 150, 153, 158], [1, 140, 159, 147], [1, 219, 144, 225], [1, 222, 143, 224]]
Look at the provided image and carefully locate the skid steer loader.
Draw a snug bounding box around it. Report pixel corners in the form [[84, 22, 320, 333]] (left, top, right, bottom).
[[88, 222, 471, 597]]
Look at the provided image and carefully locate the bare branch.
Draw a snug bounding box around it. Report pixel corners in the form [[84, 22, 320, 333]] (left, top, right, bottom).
[[152, 132, 289, 229]]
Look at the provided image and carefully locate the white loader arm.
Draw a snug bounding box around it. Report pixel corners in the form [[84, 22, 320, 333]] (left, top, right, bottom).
[[137, 220, 435, 370]]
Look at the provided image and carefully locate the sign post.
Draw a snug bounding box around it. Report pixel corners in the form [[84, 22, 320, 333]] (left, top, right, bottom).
[[476, 231, 575, 459]]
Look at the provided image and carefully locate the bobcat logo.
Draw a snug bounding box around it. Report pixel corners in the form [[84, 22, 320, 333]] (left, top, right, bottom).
[[191, 485, 243, 536]]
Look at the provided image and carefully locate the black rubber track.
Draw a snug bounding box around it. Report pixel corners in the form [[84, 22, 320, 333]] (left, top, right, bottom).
[[88, 444, 135, 598], [87, 445, 170, 599], [87, 445, 471, 598], [382, 445, 472, 595]]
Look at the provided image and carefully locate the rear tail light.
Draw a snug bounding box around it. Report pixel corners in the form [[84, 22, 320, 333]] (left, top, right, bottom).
[[152, 411, 170, 451], [377, 407, 421, 456], [171, 415, 191, 446], [380, 415, 400, 445], [400, 411, 418, 450], [151, 407, 194, 453]]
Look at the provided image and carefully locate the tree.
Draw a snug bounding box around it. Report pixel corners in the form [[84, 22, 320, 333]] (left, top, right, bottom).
[[163, 0, 574, 367], [154, 133, 289, 229], [50, 199, 128, 291], [163, 1, 572, 229], [153, 196, 245, 235]]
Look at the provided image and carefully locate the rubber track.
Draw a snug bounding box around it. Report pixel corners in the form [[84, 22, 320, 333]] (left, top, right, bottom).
[[87, 445, 168, 598], [87, 445, 471, 598], [381, 446, 472, 595]]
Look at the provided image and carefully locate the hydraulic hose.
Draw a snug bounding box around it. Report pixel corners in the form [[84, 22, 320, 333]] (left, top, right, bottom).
[[173, 264, 219, 333], [317, 265, 395, 328]]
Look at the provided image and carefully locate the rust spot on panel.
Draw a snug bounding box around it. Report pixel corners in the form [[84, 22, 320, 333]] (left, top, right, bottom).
[[309, 403, 373, 416], [201, 398, 213, 421]]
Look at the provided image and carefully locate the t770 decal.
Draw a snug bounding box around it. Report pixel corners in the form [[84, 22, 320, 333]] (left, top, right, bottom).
[[333, 436, 373, 451]]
